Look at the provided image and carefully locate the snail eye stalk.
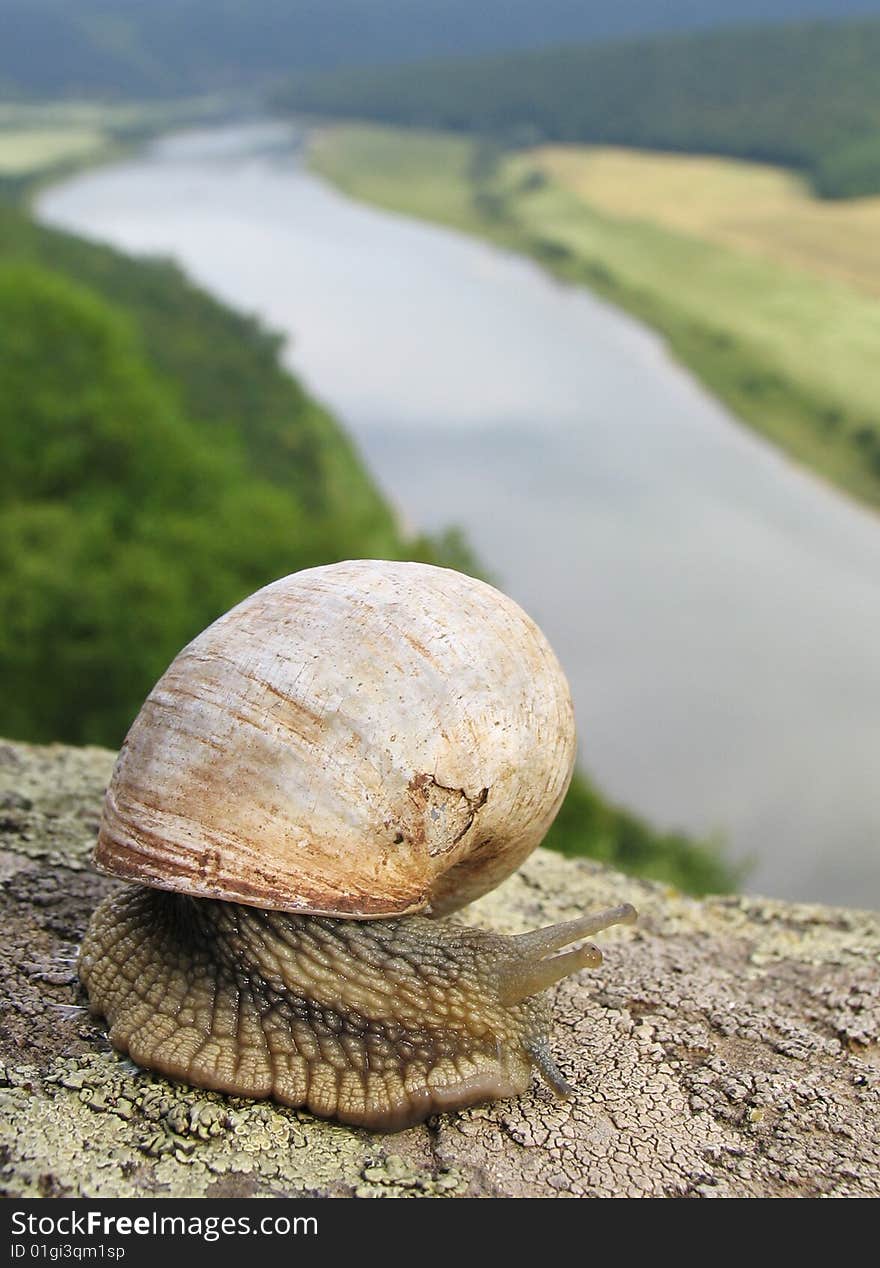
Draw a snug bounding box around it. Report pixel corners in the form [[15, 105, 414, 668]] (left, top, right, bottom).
[[498, 904, 638, 1005]]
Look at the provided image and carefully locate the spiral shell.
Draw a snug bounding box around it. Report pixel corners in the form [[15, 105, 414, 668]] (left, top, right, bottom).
[[95, 560, 576, 918]]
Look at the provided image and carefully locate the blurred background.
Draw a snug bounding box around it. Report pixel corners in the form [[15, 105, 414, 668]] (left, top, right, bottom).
[[2, 1, 879, 906]]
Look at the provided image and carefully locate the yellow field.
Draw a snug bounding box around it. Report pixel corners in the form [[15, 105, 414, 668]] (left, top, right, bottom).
[[535, 146, 880, 299], [0, 127, 106, 176]]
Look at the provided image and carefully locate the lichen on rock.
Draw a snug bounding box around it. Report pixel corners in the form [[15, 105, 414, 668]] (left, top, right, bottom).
[[1, 738, 878, 1197]]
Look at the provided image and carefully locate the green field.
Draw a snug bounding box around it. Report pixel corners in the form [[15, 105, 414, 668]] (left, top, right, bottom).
[[0, 99, 229, 202], [0, 116, 117, 199], [0, 127, 107, 176], [310, 124, 880, 514]]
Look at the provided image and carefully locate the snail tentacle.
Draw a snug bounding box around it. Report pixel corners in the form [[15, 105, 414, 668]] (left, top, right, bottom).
[[496, 905, 636, 1005], [510, 903, 638, 958]]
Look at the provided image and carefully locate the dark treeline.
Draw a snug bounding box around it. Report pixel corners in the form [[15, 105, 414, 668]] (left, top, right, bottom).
[[278, 18, 880, 198], [2, 1, 880, 99]]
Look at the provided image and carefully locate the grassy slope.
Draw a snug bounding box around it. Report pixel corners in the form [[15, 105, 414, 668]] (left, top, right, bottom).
[[310, 125, 880, 515], [0, 208, 405, 747], [0, 206, 399, 544]]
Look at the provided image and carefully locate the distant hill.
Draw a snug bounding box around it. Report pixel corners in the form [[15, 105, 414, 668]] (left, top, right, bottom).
[[2, 1, 880, 98], [277, 18, 880, 198]]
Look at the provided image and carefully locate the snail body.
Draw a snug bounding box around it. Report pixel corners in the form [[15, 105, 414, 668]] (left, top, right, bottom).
[[80, 560, 636, 1131]]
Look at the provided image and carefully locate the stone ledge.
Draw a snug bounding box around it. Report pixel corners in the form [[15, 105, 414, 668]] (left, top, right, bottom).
[[1, 738, 878, 1198]]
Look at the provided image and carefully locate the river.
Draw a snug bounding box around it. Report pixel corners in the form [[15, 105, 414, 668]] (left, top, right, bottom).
[[37, 122, 880, 906]]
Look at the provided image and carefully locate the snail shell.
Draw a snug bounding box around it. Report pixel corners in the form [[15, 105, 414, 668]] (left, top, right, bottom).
[[95, 559, 577, 918]]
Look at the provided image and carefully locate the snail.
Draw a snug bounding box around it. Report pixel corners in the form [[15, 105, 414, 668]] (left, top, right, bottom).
[[79, 560, 636, 1132]]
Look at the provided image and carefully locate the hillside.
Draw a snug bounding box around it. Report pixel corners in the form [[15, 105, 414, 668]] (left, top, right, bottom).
[[2, 2, 880, 99], [0, 204, 406, 747], [279, 18, 880, 198]]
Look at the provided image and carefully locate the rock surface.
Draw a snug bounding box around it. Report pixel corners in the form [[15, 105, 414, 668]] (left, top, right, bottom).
[[0, 738, 878, 1198]]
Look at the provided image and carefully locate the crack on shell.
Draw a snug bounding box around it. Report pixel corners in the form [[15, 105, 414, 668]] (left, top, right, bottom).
[[407, 774, 489, 857]]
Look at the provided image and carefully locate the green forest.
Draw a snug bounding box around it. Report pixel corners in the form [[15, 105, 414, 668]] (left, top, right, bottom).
[[278, 18, 880, 198], [0, 191, 732, 895]]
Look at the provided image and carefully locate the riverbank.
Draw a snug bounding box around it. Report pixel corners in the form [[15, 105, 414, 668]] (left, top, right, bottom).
[[308, 124, 880, 517]]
